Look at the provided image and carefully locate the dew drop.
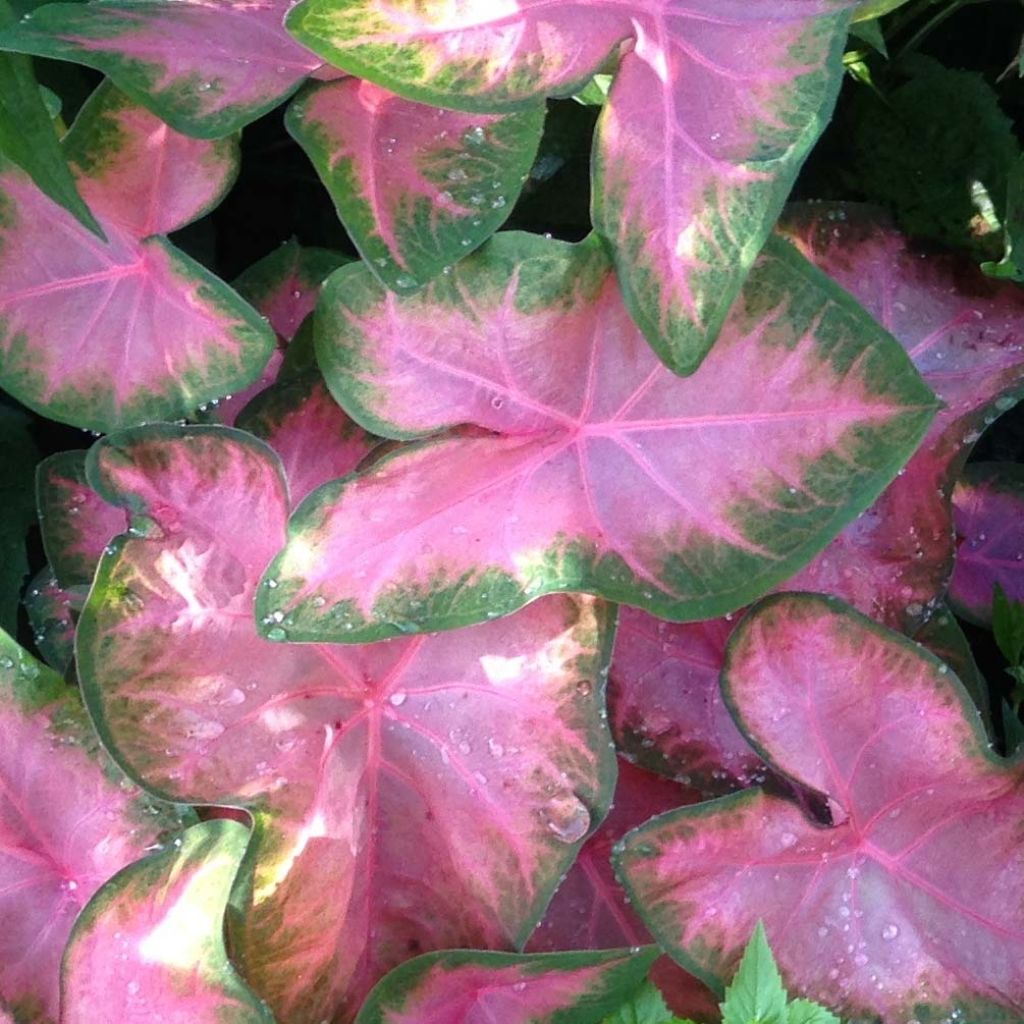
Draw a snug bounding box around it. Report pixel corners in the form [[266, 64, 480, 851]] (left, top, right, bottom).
[[541, 795, 590, 843], [388, 691, 408, 707], [881, 923, 899, 941]]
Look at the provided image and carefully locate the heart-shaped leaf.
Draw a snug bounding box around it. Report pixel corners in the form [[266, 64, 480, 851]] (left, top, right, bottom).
[[37, 450, 128, 591], [0, 629, 184, 1022], [779, 204, 1024, 631], [0, 0, 98, 235], [287, 77, 543, 294], [237, 371, 379, 505], [950, 463, 1024, 626], [0, 83, 274, 432], [75, 424, 617, 1024], [608, 608, 766, 797], [261, 231, 936, 643], [617, 593, 1024, 1023], [285, 0, 857, 372], [0, 0, 322, 138], [62, 819, 274, 1024], [355, 947, 657, 1024], [528, 759, 719, 1023]]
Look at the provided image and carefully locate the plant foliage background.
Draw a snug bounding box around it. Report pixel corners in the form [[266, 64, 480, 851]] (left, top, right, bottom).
[[1, 1, 1024, 1023]]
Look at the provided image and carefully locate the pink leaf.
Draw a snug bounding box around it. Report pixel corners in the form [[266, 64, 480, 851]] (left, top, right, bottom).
[[0, 0, 322, 137], [213, 241, 351, 424], [779, 204, 1024, 631], [528, 759, 719, 1023], [354, 947, 657, 1024], [950, 463, 1024, 625], [287, 78, 543, 293], [37, 451, 128, 590], [62, 820, 274, 1024], [262, 232, 936, 643], [617, 593, 1024, 1022], [608, 608, 765, 796], [0, 84, 274, 433], [237, 372, 379, 504], [76, 424, 617, 1024], [286, 0, 858, 372], [0, 630, 183, 1021]]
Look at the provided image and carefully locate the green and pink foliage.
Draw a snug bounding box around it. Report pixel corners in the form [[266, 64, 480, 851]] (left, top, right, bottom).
[[261, 232, 936, 644], [353, 946, 657, 1024], [617, 594, 1024, 1023], [284, 0, 859, 372], [288, 78, 544, 293], [608, 609, 765, 797], [0, 0, 323, 138], [528, 759, 720, 1022], [0, 630, 184, 1022], [780, 205, 1024, 632], [75, 425, 617, 1024], [22, 569, 77, 673], [0, 83, 274, 432], [950, 464, 1024, 626], [61, 819, 274, 1024]]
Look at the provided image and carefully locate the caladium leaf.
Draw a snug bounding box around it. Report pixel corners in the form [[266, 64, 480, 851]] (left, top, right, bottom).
[[0, 404, 38, 634], [216, 241, 350, 424], [287, 78, 543, 294], [62, 819, 274, 1024], [0, 0, 99, 235], [617, 593, 1024, 1023], [285, 0, 858, 373], [779, 204, 1024, 631], [949, 463, 1024, 626], [262, 231, 936, 643], [237, 371, 379, 504], [0, 629, 184, 1022], [0, 83, 274, 432], [37, 450, 128, 591], [528, 759, 719, 1024], [608, 609, 764, 797], [75, 424, 617, 1024], [0, 0, 323, 138], [23, 568, 80, 674], [354, 947, 657, 1024]]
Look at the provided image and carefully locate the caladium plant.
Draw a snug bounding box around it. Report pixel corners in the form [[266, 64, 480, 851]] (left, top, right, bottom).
[[0, 629, 185, 1021], [75, 424, 617, 1024], [0, 82, 274, 432], [261, 231, 936, 643], [617, 593, 1024, 1022], [284, 0, 861, 372], [949, 463, 1024, 626]]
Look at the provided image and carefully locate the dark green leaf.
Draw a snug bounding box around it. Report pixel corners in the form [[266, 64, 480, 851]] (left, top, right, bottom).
[[993, 584, 1024, 667]]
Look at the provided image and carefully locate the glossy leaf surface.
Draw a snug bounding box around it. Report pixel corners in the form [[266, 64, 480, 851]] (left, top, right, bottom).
[[263, 232, 935, 643], [355, 947, 657, 1024], [0, 84, 273, 432], [76, 425, 617, 1024], [0, 630, 180, 1022], [780, 204, 1024, 631], [62, 819, 274, 1024], [608, 608, 764, 797], [617, 594, 1024, 1023], [950, 463, 1024, 625], [0, 0, 322, 137], [286, 0, 857, 372], [528, 759, 718, 1023], [288, 78, 543, 293]]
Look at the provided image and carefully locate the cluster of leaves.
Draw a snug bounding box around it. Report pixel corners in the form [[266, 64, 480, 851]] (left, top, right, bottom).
[[1, 1, 1023, 1023]]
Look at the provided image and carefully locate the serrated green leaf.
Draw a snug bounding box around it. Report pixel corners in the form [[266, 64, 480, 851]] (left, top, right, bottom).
[[786, 1000, 841, 1024], [993, 584, 1024, 668], [600, 981, 693, 1024], [721, 924, 788, 1024], [0, 0, 100, 235]]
